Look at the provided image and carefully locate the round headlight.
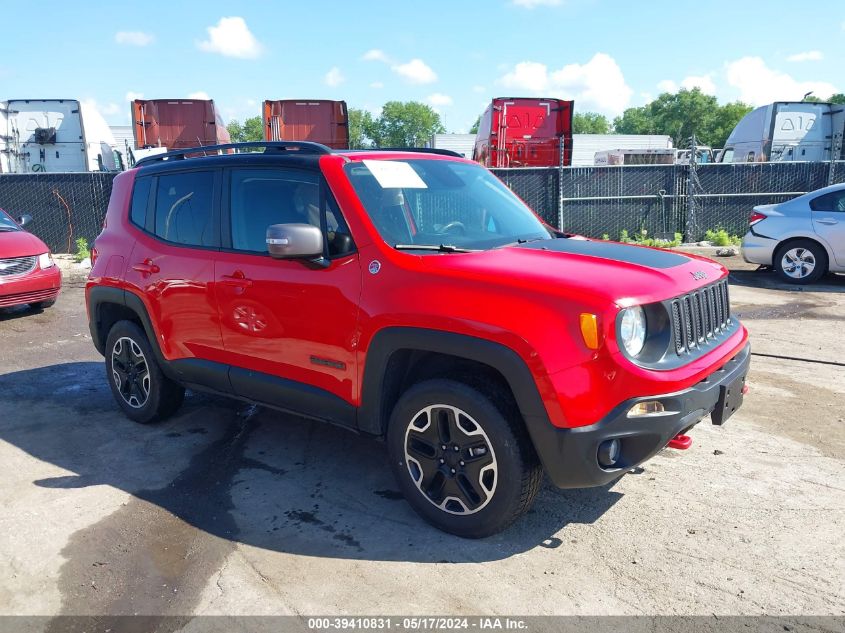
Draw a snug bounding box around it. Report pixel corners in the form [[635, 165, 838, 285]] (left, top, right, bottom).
[[619, 306, 647, 357]]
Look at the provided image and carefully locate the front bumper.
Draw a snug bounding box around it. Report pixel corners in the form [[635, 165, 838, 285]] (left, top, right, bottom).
[[529, 342, 750, 489], [0, 265, 62, 308]]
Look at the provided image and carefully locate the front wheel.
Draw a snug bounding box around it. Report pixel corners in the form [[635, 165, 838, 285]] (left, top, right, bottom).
[[387, 379, 542, 538], [105, 320, 184, 424], [774, 240, 827, 285]]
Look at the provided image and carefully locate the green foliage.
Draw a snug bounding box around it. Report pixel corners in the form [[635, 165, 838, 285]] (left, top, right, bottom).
[[74, 237, 90, 263], [348, 108, 374, 149], [613, 88, 752, 148], [469, 116, 481, 135], [828, 93, 845, 105], [367, 101, 445, 148], [617, 229, 682, 248], [227, 116, 263, 143], [601, 233, 610, 241], [573, 112, 611, 134], [704, 229, 742, 246]]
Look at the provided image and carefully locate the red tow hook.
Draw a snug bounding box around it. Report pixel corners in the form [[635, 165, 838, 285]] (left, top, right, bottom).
[[667, 434, 693, 450]]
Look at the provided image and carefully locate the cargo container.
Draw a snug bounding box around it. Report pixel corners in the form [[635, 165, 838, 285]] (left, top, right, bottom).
[[428, 133, 476, 158], [594, 148, 676, 166], [131, 99, 231, 151], [472, 98, 574, 168], [718, 101, 845, 163], [262, 100, 349, 149], [570, 134, 673, 166], [0, 99, 118, 173]]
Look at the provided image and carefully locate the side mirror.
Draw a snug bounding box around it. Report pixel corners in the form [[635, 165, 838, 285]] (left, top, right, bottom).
[[18, 214, 32, 227], [266, 223, 323, 260]]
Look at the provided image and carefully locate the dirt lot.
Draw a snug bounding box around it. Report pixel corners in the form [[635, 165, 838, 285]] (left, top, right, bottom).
[[0, 257, 843, 623]]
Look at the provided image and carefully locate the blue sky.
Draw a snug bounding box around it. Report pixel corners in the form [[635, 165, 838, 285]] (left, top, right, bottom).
[[1, 0, 843, 133]]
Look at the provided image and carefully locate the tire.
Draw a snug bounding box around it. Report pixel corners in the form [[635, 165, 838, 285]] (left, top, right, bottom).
[[387, 378, 542, 538], [774, 239, 827, 285], [104, 320, 185, 424], [31, 299, 56, 310]]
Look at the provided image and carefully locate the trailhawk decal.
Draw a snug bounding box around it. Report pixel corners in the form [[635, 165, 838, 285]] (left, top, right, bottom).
[[516, 238, 689, 269]]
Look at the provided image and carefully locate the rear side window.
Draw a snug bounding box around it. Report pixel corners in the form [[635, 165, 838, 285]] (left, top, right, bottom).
[[810, 191, 845, 212], [129, 176, 151, 228], [154, 171, 215, 247]]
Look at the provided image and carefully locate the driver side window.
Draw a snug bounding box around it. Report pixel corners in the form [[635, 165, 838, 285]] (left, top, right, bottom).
[[228, 168, 355, 256]]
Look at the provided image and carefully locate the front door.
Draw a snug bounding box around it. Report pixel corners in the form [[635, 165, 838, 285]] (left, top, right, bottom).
[[214, 166, 361, 422]]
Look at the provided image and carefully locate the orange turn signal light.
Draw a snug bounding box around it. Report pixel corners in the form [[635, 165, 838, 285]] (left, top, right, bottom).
[[579, 313, 600, 350]]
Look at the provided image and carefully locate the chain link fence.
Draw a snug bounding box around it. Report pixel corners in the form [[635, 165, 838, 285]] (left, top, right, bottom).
[[493, 160, 845, 241], [2, 162, 845, 252], [0, 173, 115, 253]]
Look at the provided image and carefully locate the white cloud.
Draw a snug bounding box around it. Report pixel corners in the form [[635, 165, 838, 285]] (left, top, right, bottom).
[[787, 50, 824, 62], [498, 53, 632, 116], [197, 17, 263, 59], [125, 91, 144, 102], [426, 93, 453, 106], [680, 74, 716, 95], [369, 81, 384, 89], [115, 31, 154, 46], [392, 58, 437, 84], [472, 85, 486, 93], [499, 61, 549, 91], [324, 67, 345, 87], [187, 91, 210, 100], [362, 49, 390, 63], [725, 56, 838, 105], [511, 0, 563, 7], [657, 79, 678, 93]]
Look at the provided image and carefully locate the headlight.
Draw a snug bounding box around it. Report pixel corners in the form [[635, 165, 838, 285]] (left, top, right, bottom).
[[619, 306, 646, 356], [38, 253, 54, 269]]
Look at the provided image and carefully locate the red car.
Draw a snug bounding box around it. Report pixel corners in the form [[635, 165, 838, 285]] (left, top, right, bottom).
[[0, 209, 61, 310], [86, 142, 749, 537]]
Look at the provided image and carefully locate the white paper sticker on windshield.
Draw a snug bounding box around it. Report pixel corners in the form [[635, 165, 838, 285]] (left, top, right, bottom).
[[363, 160, 427, 189]]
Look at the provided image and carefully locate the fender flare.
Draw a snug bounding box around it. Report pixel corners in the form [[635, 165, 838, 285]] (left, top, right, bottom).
[[357, 327, 550, 436]]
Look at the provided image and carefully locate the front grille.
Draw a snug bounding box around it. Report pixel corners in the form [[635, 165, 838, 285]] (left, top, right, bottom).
[[670, 278, 731, 355], [0, 256, 37, 277]]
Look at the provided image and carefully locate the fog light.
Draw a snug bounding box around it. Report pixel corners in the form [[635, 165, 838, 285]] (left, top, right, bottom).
[[627, 400, 667, 417], [597, 439, 621, 468]]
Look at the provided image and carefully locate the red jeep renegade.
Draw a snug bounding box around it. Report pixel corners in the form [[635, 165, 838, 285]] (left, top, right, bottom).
[[86, 142, 749, 537]]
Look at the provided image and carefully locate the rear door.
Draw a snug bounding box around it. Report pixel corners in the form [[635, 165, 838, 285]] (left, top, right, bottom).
[[123, 167, 225, 363], [810, 189, 845, 267], [214, 164, 361, 423]]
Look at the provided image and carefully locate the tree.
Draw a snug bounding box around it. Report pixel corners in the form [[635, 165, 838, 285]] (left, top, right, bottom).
[[368, 101, 445, 147], [348, 108, 374, 149], [828, 93, 845, 104], [227, 116, 263, 143], [572, 112, 611, 134], [469, 116, 481, 135], [613, 88, 751, 148]]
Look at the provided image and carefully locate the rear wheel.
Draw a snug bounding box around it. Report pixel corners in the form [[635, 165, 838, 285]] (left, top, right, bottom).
[[105, 320, 184, 424], [387, 378, 542, 538], [774, 239, 827, 285]]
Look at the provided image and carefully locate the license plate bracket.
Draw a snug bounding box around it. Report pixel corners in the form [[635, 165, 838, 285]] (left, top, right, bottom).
[[711, 373, 746, 426]]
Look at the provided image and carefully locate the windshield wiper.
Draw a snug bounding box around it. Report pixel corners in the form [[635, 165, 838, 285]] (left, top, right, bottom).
[[394, 243, 478, 253]]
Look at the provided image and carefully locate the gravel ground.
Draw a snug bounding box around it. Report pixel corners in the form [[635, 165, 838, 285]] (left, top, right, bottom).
[[0, 257, 842, 625]]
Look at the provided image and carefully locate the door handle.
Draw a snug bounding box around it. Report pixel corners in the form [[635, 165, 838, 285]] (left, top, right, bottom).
[[131, 259, 159, 274], [817, 218, 838, 225], [220, 271, 253, 288]]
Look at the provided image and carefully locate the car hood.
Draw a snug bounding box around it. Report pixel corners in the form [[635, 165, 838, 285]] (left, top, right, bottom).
[[418, 238, 726, 308], [0, 230, 48, 259]]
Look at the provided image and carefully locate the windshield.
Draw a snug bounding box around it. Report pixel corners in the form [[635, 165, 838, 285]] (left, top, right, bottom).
[[0, 209, 21, 232], [344, 159, 552, 251]]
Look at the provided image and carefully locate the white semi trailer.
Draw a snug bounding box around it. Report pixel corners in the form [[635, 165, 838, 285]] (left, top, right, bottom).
[[0, 99, 118, 173]]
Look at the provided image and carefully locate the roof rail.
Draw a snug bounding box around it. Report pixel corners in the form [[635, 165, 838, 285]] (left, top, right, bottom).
[[375, 147, 464, 158], [134, 141, 332, 167]]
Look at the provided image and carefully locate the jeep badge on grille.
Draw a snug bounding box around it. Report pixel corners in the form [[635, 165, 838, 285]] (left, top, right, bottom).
[[691, 271, 708, 280]]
